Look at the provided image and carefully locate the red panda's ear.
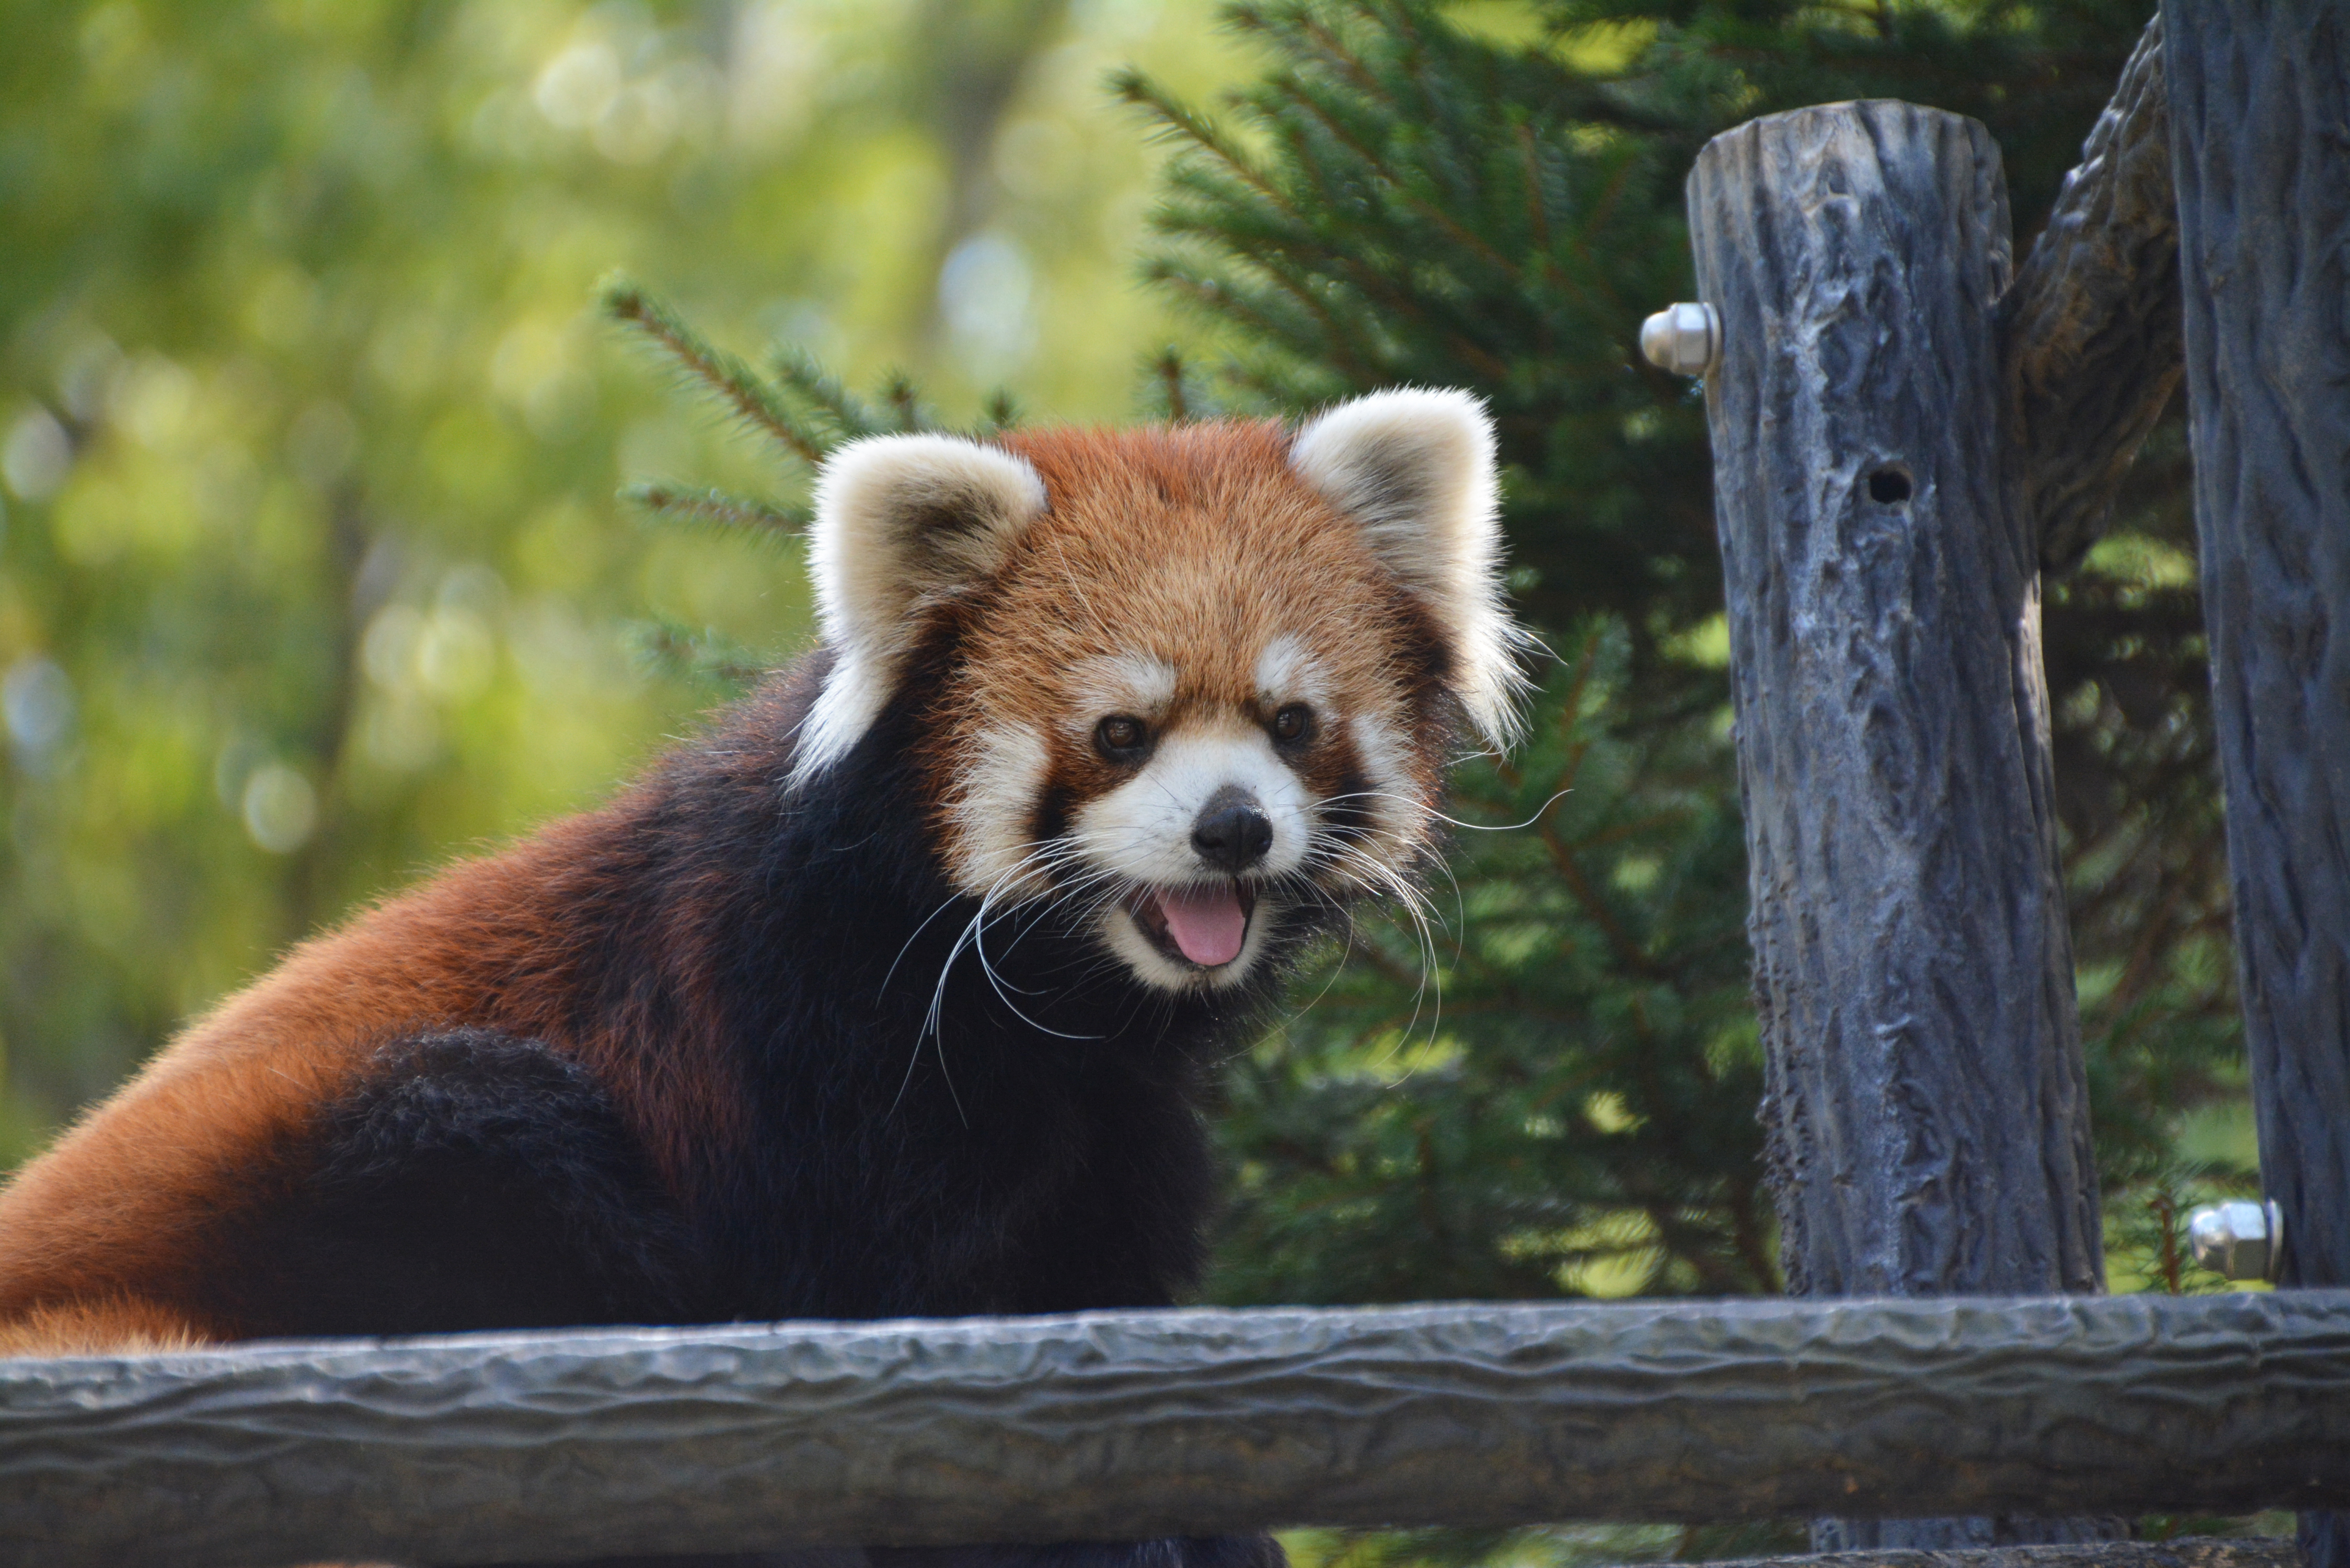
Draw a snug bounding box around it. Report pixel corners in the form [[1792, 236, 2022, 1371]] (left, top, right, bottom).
[[795, 434, 1047, 782], [1289, 387, 1529, 751]]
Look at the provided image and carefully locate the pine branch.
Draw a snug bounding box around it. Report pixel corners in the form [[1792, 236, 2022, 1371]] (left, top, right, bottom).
[[1224, 353, 1347, 411], [1144, 182, 1393, 378], [1152, 348, 1191, 422], [599, 276, 826, 467], [619, 482, 810, 539], [1253, 40, 1526, 294], [1272, 2, 1397, 106], [1143, 259, 1373, 385], [978, 388, 1023, 432], [623, 618, 770, 691], [879, 372, 933, 433], [1139, 59, 1510, 381], [1513, 120, 1558, 280], [1255, 101, 1453, 315], [1112, 67, 1303, 222], [1153, 159, 1311, 259]]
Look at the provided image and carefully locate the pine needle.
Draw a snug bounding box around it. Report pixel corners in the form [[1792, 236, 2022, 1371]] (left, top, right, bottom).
[[977, 388, 1023, 432], [768, 347, 886, 445], [1112, 68, 1292, 212], [619, 482, 810, 538], [1151, 348, 1191, 422], [879, 372, 932, 433], [623, 618, 770, 691], [599, 275, 825, 466]]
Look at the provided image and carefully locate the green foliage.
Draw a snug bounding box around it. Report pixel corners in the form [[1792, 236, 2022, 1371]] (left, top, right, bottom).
[[596, 274, 1044, 694], [1283, 1521, 1812, 1568]]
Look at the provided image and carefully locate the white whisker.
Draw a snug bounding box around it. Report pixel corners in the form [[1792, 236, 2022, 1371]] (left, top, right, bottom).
[[1315, 785, 1574, 835]]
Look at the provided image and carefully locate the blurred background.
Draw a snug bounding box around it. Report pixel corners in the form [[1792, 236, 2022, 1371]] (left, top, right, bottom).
[[0, 0, 1249, 1154], [0, 0, 2272, 1551]]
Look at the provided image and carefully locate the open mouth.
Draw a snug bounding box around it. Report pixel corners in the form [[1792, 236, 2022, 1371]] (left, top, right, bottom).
[[1124, 881, 1259, 970]]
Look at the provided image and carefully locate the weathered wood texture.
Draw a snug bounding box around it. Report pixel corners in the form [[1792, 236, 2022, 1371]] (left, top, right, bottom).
[[2165, 5, 2350, 1566], [1686, 105, 2103, 1309], [3, 1295, 2348, 1568], [1687, 100, 2106, 1552], [2002, 14, 2183, 571]]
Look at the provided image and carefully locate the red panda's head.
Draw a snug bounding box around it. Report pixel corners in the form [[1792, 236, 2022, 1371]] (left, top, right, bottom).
[[793, 389, 1526, 992]]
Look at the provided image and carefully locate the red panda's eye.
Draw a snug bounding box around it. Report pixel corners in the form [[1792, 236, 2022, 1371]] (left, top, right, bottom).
[[1272, 704, 1315, 745], [1096, 715, 1148, 757]]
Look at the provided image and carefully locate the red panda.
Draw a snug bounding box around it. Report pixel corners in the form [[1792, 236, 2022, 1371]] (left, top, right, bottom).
[[0, 389, 1524, 1568]]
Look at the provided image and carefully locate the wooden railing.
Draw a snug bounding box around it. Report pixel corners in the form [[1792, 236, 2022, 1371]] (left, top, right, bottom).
[[6, 1292, 2349, 1567]]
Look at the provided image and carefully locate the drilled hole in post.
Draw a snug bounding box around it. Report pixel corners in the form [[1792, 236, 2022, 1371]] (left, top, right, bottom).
[[1867, 466, 1913, 505]]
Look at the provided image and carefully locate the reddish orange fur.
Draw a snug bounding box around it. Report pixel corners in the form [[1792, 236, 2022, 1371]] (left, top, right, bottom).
[[985, 421, 1430, 717], [0, 1294, 205, 1357], [0, 796, 755, 1353]]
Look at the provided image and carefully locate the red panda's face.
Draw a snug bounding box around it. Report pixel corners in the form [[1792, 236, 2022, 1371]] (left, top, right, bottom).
[[795, 391, 1525, 993]]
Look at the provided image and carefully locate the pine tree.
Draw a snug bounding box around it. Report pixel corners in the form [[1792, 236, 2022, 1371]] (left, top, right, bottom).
[[1115, 0, 2250, 1315]]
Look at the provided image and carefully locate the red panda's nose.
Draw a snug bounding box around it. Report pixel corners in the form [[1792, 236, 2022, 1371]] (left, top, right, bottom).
[[1192, 787, 1274, 873]]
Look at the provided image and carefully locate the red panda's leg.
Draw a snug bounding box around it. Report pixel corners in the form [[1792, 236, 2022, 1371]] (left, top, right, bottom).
[[218, 1029, 701, 1338]]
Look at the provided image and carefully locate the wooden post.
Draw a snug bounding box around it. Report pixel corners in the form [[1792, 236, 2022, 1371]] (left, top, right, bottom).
[[2164, 5, 2350, 1565], [1686, 102, 2107, 1549]]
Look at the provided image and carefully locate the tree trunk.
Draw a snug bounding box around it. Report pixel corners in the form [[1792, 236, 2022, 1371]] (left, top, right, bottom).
[[2164, 5, 2350, 1565], [1686, 100, 2107, 1550]]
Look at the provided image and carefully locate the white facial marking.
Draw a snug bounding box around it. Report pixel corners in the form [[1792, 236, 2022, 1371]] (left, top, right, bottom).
[[946, 723, 1052, 896], [1342, 708, 1427, 864], [1253, 635, 1330, 708], [1069, 652, 1178, 730]]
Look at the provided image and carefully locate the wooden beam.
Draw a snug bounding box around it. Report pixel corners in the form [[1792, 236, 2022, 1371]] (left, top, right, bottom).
[[3, 1294, 2348, 1568]]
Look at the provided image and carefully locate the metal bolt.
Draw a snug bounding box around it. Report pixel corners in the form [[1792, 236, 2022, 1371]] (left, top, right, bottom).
[[1640, 302, 1721, 376], [2187, 1198, 2285, 1282]]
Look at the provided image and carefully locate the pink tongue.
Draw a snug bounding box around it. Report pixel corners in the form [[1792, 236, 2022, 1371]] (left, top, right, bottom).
[[1156, 884, 1247, 966]]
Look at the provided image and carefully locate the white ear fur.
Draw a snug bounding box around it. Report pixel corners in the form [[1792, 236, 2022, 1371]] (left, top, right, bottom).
[[1289, 387, 1527, 750], [793, 433, 1047, 782]]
